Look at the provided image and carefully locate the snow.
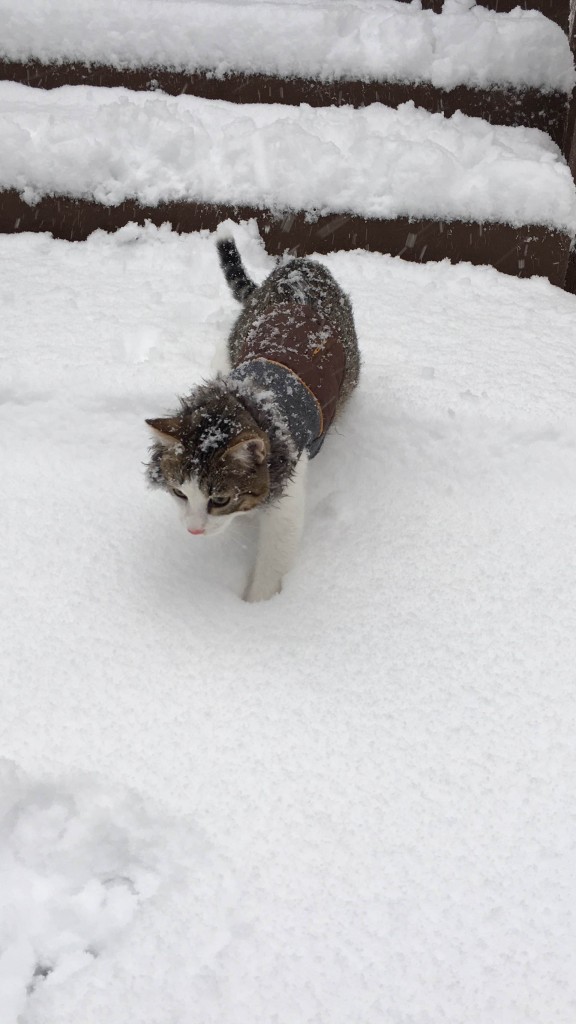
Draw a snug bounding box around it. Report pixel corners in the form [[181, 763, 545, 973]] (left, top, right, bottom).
[[2, 83, 576, 231], [1, 221, 576, 1023], [0, 0, 573, 92], [0, 760, 229, 1023]]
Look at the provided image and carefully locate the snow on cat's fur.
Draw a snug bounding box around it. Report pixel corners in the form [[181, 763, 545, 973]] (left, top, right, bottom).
[[146, 233, 359, 601]]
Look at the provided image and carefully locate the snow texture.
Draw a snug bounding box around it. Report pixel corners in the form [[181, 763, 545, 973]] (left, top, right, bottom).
[[0, 760, 231, 1023], [2, 82, 576, 231], [0, 0, 573, 92], [1, 222, 576, 1023]]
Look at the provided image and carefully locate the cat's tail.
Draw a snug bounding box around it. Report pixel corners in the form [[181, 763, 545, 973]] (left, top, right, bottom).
[[216, 233, 256, 304]]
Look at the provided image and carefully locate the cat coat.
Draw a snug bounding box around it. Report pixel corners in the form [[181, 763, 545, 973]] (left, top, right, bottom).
[[145, 234, 360, 601]]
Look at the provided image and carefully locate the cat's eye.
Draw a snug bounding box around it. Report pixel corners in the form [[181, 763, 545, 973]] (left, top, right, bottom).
[[172, 488, 188, 501], [209, 495, 231, 508]]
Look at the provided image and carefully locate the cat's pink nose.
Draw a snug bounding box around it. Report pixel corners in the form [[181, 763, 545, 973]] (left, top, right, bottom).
[[187, 527, 205, 535]]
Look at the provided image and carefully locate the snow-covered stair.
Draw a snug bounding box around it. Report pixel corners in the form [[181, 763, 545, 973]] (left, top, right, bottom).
[[0, 0, 574, 285], [0, 0, 573, 146], [3, 84, 574, 228], [0, 82, 575, 284], [0, 0, 572, 94]]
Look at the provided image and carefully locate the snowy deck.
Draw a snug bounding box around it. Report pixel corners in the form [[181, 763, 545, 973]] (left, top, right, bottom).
[[1, 223, 575, 1023]]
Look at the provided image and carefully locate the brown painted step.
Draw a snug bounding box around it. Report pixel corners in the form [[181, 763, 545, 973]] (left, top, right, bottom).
[[461, 0, 568, 31], [0, 189, 569, 287], [397, 0, 568, 30], [0, 59, 569, 150]]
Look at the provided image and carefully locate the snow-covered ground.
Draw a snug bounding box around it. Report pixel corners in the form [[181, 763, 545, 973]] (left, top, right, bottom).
[[3, 83, 576, 231], [1, 0, 573, 92], [1, 222, 575, 1023]]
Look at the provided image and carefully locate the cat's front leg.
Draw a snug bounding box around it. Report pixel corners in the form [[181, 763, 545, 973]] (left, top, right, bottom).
[[244, 455, 308, 603], [210, 336, 232, 375]]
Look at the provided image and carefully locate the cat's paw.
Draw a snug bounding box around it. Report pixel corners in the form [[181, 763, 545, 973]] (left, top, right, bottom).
[[243, 578, 282, 603]]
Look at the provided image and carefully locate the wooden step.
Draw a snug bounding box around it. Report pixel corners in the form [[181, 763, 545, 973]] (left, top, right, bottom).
[[1, 0, 573, 287], [0, 84, 572, 286], [392, 0, 568, 31], [1, 0, 572, 146], [466, 0, 568, 31], [0, 188, 570, 287], [0, 185, 565, 286], [0, 60, 568, 150]]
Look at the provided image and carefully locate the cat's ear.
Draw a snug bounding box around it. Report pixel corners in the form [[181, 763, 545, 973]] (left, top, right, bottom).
[[228, 435, 267, 466], [145, 417, 183, 446]]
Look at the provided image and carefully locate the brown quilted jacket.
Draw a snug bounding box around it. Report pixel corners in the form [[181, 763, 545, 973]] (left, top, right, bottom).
[[232, 301, 347, 457]]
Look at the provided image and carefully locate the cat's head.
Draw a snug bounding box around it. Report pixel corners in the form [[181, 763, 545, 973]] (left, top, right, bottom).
[[146, 390, 271, 537]]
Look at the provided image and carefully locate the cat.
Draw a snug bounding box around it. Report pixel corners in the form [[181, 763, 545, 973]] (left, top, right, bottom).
[[145, 232, 360, 602]]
